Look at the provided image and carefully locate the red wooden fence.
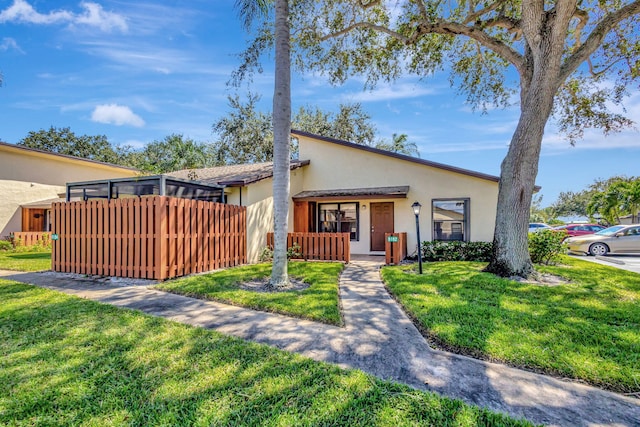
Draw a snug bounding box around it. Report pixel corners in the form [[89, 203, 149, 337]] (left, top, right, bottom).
[[267, 232, 350, 262], [385, 232, 407, 265], [51, 196, 246, 280], [11, 232, 52, 247]]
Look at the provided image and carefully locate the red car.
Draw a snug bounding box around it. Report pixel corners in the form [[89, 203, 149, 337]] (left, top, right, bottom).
[[553, 223, 606, 238]]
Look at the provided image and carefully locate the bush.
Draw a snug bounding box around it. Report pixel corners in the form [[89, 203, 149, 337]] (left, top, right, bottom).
[[421, 241, 493, 262], [0, 240, 13, 251], [528, 229, 567, 265], [259, 243, 303, 262]]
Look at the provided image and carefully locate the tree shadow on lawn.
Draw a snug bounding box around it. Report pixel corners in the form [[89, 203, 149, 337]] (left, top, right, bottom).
[[155, 262, 343, 326], [0, 281, 530, 427], [383, 262, 640, 394], [2, 252, 51, 260]]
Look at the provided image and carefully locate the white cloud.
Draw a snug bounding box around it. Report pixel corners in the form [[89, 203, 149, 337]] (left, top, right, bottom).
[[0, 0, 72, 24], [74, 2, 127, 32], [0, 0, 127, 32], [343, 83, 439, 102], [0, 37, 22, 52], [91, 104, 145, 127], [79, 40, 234, 75]]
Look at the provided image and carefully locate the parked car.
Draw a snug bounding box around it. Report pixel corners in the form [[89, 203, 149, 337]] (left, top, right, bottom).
[[553, 223, 606, 238], [528, 223, 552, 233], [565, 224, 640, 256]]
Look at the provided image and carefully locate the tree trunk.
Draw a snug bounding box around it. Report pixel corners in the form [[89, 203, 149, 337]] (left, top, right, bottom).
[[485, 76, 557, 278], [270, 0, 291, 288]]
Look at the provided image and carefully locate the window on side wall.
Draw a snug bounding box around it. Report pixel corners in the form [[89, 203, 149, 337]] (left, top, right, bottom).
[[318, 202, 359, 241], [432, 199, 469, 242]]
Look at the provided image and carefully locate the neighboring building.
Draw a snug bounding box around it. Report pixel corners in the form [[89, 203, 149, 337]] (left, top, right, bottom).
[[0, 141, 138, 238], [170, 130, 503, 263], [620, 214, 640, 225]]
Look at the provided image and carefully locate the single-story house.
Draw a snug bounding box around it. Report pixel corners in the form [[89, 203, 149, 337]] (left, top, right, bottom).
[[620, 214, 640, 225], [0, 141, 138, 239], [169, 130, 503, 263]]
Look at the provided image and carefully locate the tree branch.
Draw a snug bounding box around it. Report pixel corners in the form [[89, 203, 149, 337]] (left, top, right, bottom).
[[321, 17, 525, 76], [358, 0, 381, 9], [414, 20, 524, 74], [463, 0, 506, 24], [572, 8, 589, 50], [560, 0, 640, 83], [319, 22, 409, 43], [415, 0, 430, 20]]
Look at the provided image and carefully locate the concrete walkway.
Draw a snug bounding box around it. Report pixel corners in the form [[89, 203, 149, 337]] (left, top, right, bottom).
[[1, 262, 639, 427], [570, 253, 640, 274]]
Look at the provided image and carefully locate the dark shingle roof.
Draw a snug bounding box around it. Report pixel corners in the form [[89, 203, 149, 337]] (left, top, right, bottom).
[[293, 186, 410, 200], [167, 160, 310, 186]]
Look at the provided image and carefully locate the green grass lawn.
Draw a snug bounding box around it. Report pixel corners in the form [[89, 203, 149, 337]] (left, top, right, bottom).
[[381, 256, 640, 394], [155, 262, 344, 325], [0, 279, 533, 427], [0, 251, 51, 272]]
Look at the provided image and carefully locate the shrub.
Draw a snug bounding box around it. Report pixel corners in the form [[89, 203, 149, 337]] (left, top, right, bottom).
[[528, 229, 567, 265], [259, 243, 303, 262], [421, 241, 493, 262], [0, 240, 12, 251]]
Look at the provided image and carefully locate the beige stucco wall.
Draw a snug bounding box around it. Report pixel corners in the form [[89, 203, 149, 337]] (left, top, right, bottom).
[[0, 146, 137, 185], [0, 181, 63, 238], [0, 145, 138, 237], [297, 135, 499, 254], [237, 169, 305, 263]]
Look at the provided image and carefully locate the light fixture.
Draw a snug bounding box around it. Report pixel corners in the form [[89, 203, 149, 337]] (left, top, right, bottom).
[[411, 201, 422, 216], [411, 201, 423, 274]]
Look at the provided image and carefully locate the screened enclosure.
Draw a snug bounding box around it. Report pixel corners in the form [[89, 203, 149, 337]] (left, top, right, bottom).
[[66, 175, 225, 203]]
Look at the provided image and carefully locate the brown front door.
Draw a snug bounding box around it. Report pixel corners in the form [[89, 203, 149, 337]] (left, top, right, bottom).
[[22, 208, 46, 232], [370, 202, 394, 251]]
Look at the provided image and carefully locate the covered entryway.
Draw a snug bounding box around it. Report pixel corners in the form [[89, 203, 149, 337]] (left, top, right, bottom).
[[292, 186, 408, 255], [370, 202, 394, 251]]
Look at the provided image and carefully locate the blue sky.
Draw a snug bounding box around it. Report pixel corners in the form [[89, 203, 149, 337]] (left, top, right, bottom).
[[1, 0, 638, 206]]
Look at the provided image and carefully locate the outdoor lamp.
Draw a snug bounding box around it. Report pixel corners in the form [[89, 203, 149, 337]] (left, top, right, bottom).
[[411, 201, 422, 216], [411, 201, 423, 274]]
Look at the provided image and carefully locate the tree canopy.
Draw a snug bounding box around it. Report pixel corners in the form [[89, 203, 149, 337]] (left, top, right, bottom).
[[18, 126, 129, 165], [212, 93, 418, 163], [551, 176, 640, 224], [135, 134, 215, 174], [234, 0, 640, 277]]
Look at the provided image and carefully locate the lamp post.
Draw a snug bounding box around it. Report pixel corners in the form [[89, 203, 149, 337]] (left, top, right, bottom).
[[412, 201, 423, 274]]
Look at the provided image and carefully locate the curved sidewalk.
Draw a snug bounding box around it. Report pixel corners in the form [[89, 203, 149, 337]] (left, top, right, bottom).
[[2, 263, 638, 427]]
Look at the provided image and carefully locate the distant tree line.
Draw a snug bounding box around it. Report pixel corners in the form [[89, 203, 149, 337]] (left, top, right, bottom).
[[15, 95, 418, 174], [532, 176, 640, 225]]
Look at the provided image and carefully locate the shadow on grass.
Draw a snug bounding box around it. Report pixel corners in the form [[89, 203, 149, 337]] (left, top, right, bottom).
[[382, 260, 640, 394], [3, 252, 51, 260], [155, 262, 344, 326], [0, 280, 530, 427]]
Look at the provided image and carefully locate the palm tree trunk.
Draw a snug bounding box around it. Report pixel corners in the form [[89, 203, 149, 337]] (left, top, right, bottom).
[[270, 0, 291, 287]]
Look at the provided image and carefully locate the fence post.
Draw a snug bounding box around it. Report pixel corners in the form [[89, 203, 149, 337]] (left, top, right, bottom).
[[155, 197, 168, 280]]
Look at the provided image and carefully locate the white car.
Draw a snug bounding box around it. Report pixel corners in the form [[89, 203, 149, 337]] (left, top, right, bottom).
[[566, 224, 640, 256], [528, 223, 552, 233]]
